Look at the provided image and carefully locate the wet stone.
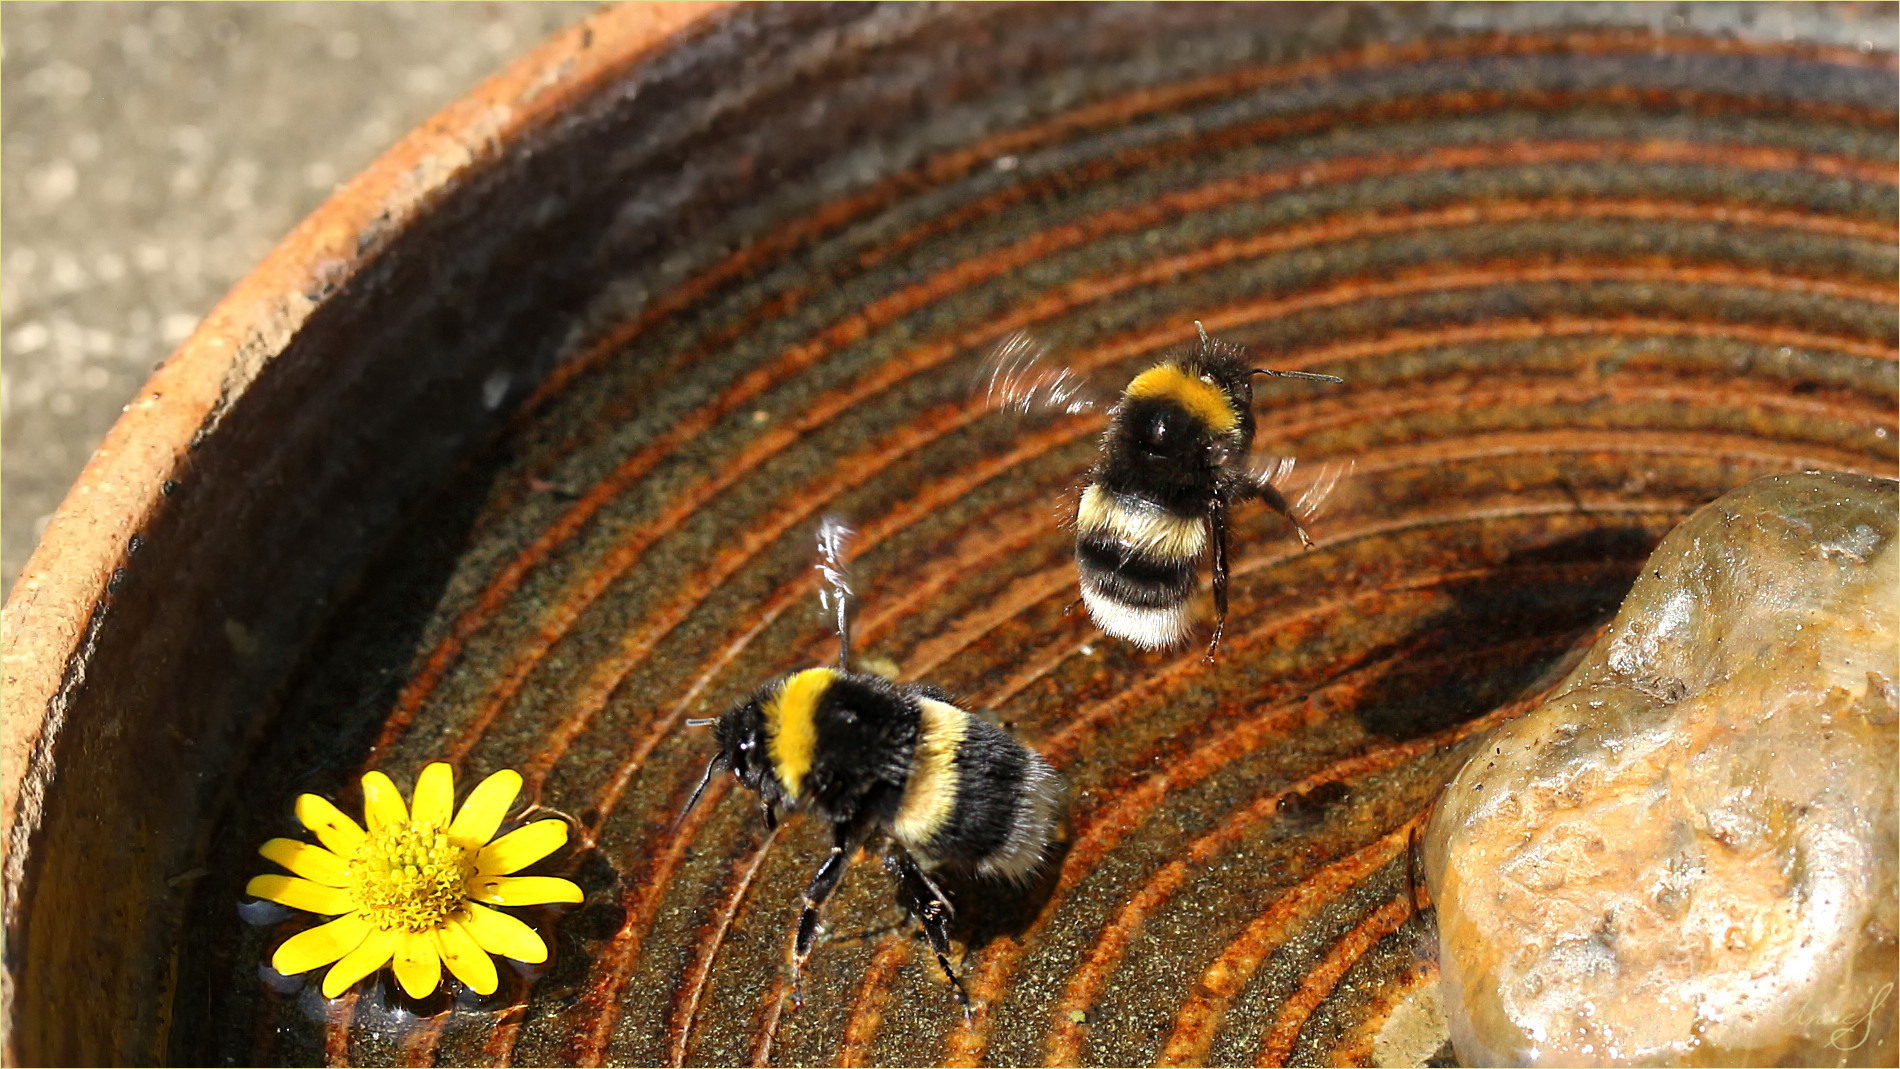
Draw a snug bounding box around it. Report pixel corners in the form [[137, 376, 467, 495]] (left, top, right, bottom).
[[1424, 471, 1899, 1067]]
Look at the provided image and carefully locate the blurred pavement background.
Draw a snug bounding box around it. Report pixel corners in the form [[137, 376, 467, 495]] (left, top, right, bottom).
[[1, 1, 598, 592]]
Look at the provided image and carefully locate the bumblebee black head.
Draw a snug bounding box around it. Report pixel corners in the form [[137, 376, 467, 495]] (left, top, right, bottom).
[[712, 687, 777, 797]]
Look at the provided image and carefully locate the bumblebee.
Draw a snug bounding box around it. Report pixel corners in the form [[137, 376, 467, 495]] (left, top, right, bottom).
[[682, 517, 1063, 1017], [983, 324, 1343, 655]]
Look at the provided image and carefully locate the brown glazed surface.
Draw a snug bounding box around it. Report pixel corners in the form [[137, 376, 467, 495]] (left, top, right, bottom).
[[4, 4, 1894, 1065]]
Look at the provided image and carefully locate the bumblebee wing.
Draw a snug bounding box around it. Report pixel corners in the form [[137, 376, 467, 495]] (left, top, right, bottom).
[[976, 331, 1112, 417], [1244, 453, 1356, 541], [815, 514, 859, 670]]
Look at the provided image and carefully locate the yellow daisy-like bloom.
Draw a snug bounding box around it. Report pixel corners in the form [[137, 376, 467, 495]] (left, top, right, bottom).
[[246, 763, 583, 999]]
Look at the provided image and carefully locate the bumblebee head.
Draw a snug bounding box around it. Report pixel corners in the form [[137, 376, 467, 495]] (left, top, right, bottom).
[[712, 690, 774, 794], [678, 685, 785, 827]]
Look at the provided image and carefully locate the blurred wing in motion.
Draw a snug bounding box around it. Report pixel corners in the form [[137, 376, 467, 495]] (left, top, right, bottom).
[[1246, 454, 1356, 547], [815, 514, 858, 669], [977, 332, 1111, 417]]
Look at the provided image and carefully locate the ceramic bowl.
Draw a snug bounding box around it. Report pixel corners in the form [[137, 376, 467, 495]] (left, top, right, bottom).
[[4, 4, 1892, 1064]]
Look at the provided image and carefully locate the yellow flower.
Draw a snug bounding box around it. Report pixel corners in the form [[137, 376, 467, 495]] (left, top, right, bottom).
[[246, 763, 583, 999]]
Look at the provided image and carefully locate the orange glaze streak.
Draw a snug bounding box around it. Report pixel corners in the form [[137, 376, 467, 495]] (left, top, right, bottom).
[[514, 29, 1897, 430], [608, 502, 1658, 1065], [488, 361, 1836, 1063], [569, 308, 1892, 829], [609, 544, 1578, 1065], [528, 416, 1093, 799], [323, 994, 354, 1067], [483, 307, 1873, 1062], [373, 29, 1887, 1056], [1281, 314, 1900, 370], [443, 248, 1890, 780], [936, 638, 1576, 1067], [367, 151, 1888, 763], [665, 827, 784, 1067], [483, 85, 1895, 541], [902, 420, 1872, 700], [566, 775, 732, 1066], [587, 461, 1078, 825], [400, 1019, 446, 1067], [1295, 428, 1889, 485], [481, 213, 1874, 773], [478, 1005, 529, 1068], [834, 939, 913, 1067], [1041, 693, 1521, 1066], [747, 978, 790, 1067], [931, 518, 1664, 1067], [940, 619, 1578, 1057], [1156, 824, 1423, 1068], [1253, 894, 1419, 1067]]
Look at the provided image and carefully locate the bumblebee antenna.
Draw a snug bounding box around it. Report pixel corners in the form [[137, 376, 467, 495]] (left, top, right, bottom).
[[1251, 366, 1343, 384], [674, 752, 725, 829], [815, 514, 858, 671]]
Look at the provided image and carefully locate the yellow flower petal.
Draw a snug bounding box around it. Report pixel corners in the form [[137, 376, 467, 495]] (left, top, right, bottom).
[[271, 913, 372, 975], [410, 763, 455, 830], [460, 902, 548, 964], [475, 819, 568, 876], [360, 771, 407, 833], [295, 794, 366, 856], [448, 768, 522, 849], [467, 875, 585, 907], [258, 838, 349, 887], [391, 929, 443, 999], [246, 874, 355, 916], [321, 926, 399, 998], [436, 918, 498, 996]]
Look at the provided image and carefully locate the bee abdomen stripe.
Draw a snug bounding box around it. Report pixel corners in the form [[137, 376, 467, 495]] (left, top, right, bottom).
[[1077, 486, 1206, 562], [1123, 363, 1238, 434], [892, 698, 969, 844], [765, 667, 833, 797], [925, 718, 1030, 865], [1077, 537, 1197, 606]]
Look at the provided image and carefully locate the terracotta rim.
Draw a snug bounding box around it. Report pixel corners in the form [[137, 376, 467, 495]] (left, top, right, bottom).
[[0, 0, 725, 1039]]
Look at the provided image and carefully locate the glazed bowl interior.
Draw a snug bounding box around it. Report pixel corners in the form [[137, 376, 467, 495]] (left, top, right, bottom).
[[6, 4, 1895, 1066]]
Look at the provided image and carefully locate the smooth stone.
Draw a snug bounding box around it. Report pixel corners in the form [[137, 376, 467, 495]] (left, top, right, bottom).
[[1424, 471, 1898, 1067]]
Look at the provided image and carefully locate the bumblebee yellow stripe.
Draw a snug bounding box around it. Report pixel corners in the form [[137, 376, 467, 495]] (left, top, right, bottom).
[[766, 667, 833, 797], [1124, 362, 1238, 434], [893, 698, 969, 845], [1077, 485, 1206, 562]]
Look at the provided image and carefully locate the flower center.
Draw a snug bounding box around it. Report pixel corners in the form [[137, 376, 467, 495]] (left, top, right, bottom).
[[349, 824, 474, 932]]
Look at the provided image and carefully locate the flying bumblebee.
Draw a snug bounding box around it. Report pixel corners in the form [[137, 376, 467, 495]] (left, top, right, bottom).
[[982, 323, 1345, 655], [681, 516, 1064, 1018]]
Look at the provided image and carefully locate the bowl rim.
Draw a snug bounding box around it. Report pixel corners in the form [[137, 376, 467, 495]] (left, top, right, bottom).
[[0, 0, 725, 1040]]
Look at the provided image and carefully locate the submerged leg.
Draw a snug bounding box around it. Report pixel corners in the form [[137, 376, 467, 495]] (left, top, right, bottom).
[[791, 822, 856, 1008], [890, 848, 974, 1022]]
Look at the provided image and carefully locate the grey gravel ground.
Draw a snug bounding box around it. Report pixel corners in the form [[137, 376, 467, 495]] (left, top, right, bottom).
[[1, 1, 598, 593]]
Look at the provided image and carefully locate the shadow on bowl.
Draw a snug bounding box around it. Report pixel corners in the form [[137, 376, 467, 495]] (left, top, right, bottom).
[[4, 3, 1894, 1065]]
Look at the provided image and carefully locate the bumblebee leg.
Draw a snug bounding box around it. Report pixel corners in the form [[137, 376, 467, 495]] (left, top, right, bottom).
[[760, 799, 779, 832], [790, 823, 856, 1008], [1250, 475, 1314, 549], [1207, 500, 1231, 661], [891, 848, 974, 1022]]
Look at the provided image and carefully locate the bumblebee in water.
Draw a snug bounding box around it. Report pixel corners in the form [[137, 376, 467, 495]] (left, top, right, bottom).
[[681, 517, 1064, 1018], [983, 323, 1344, 655]]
